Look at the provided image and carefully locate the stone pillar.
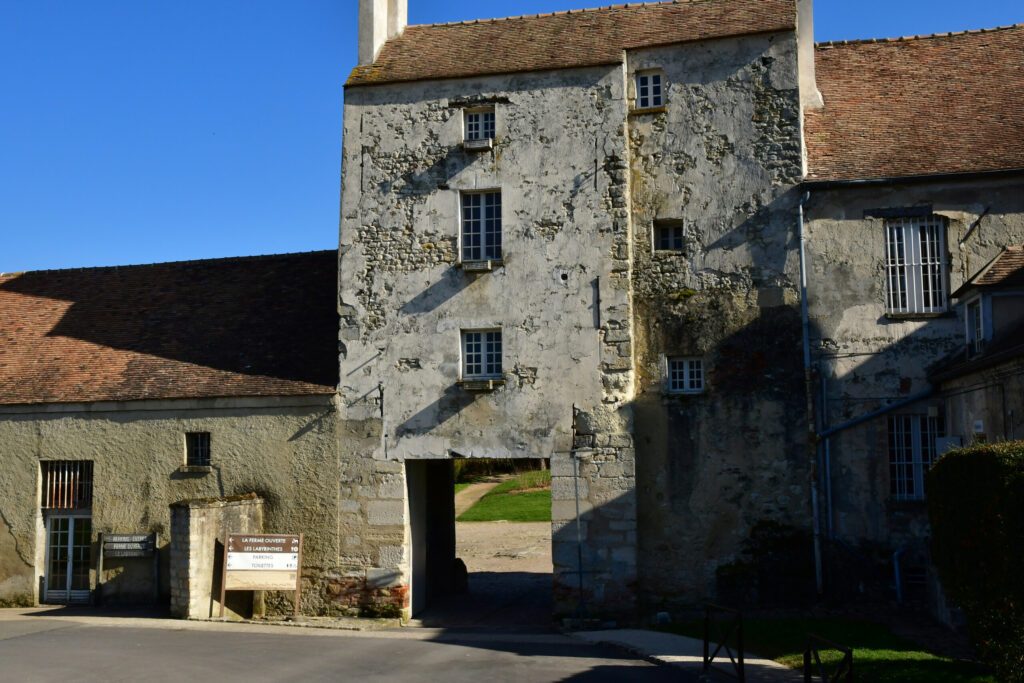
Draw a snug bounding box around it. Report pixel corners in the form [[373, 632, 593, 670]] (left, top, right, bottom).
[[551, 406, 637, 621], [169, 494, 264, 620]]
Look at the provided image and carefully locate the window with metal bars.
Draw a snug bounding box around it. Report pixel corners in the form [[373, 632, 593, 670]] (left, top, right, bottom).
[[667, 357, 704, 394], [41, 461, 94, 510], [186, 432, 211, 467], [461, 191, 502, 261], [888, 414, 943, 500], [885, 216, 948, 314], [462, 330, 502, 379], [635, 71, 664, 109], [465, 109, 495, 141]]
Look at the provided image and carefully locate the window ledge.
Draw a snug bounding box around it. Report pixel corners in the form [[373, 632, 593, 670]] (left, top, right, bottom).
[[458, 378, 505, 392], [884, 311, 954, 321], [458, 259, 503, 273], [177, 465, 213, 474], [629, 105, 668, 116], [462, 138, 493, 152]]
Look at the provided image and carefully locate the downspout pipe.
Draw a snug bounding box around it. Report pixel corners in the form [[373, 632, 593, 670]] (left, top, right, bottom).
[[798, 190, 824, 595]]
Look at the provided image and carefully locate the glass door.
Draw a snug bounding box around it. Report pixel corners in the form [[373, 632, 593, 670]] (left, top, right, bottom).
[[45, 516, 92, 604]]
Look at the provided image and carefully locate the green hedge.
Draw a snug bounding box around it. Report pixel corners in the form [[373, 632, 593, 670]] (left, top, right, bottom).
[[927, 441, 1024, 682]]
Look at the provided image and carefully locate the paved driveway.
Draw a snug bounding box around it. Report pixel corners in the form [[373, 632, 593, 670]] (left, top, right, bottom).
[[0, 609, 684, 683]]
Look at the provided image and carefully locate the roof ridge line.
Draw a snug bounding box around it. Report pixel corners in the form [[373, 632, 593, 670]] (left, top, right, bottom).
[[816, 22, 1024, 48], [0, 249, 335, 278], [409, 0, 708, 29]]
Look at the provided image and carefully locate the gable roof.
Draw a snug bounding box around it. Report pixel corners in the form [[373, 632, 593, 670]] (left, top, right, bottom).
[[952, 246, 1024, 298], [805, 25, 1024, 182], [346, 0, 796, 87], [0, 251, 339, 406]]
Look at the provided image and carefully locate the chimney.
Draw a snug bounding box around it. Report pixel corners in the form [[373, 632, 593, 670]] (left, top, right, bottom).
[[359, 0, 408, 65], [797, 0, 823, 110]]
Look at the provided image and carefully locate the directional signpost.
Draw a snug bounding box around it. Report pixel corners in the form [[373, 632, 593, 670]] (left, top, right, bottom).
[[219, 533, 303, 618]]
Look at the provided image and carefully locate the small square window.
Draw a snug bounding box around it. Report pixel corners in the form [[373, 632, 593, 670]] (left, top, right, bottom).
[[667, 357, 704, 394], [462, 330, 502, 379], [655, 223, 684, 252], [636, 71, 664, 109], [465, 108, 496, 141], [186, 432, 211, 467], [461, 191, 502, 262]]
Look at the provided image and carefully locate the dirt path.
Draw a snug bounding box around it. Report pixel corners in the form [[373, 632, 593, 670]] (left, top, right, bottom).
[[456, 521, 552, 574], [453, 479, 503, 516]]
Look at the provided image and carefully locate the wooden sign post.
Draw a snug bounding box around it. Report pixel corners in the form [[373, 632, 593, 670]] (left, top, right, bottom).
[[219, 533, 303, 618]]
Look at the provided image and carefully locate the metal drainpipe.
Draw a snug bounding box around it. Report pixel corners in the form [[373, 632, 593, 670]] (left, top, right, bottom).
[[798, 190, 824, 595]]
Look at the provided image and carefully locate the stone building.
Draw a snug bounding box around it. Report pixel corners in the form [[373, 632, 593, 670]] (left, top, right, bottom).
[[1, 0, 1022, 622], [0, 253, 341, 609]]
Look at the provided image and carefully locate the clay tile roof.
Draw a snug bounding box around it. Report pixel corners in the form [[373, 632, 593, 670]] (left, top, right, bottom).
[[805, 25, 1024, 182], [0, 251, 339, 406], [346, 0, 796, 86], [953, 245, 1024, 297]]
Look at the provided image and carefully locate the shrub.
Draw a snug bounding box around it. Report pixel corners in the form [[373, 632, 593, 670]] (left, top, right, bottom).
[[927, 440, 1024, 681]]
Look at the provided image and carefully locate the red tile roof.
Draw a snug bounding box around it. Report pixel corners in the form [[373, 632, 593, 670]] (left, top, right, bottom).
[[0, 252, 339, 406], [806, 25, 1024, 182], [953, 246, 1024, 297], [346, 0, 796, 86]]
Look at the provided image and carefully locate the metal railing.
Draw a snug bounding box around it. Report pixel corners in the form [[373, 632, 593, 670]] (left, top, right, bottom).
[[804, 634, 853, 683], [703, 604, 745, 681]]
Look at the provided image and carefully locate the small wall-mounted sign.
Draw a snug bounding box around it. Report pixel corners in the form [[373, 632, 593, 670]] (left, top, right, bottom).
[[97, 532, 159, 604], [974, 420, 985, 434], [220, 533, 303, 618]]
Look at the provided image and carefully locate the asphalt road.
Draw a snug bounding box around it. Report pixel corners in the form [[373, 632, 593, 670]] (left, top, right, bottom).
[[0, 611, 683, 683]]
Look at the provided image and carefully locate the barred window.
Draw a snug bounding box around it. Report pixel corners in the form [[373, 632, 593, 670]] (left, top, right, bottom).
[[888, 414, 943, 500], [636, 71, 664, 109], [461, 192, 502, 262], [667, 357, 704, 394], [41, 461, 94, 510], [186, 432, 211, 467], [462, 330, 502, 379], [885, 216, 948, 314], [465, 109, 495, 141]]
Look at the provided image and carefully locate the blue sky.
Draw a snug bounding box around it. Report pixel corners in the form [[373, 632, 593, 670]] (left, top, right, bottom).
[[2, 0, 1021, 273]]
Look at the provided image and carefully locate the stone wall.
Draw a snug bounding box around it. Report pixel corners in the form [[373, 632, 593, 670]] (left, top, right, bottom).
[[340, 63, 639, 617], [169, 495, 264, 619], [0, 396, 340, 611], [625, 34, 811, 610]]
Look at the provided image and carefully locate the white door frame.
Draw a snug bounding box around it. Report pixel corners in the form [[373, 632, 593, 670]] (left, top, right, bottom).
[[43, 512, 92, 604]]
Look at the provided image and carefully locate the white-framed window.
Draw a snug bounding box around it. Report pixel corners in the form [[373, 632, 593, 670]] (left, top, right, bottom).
[[966, 298, 984, 355], [461, 191, 502, 261], [635, 71, 664, 109], [462, 330, 502, 379], [186, 432, 211, 467], [655, 222, 684, 252], [884, 216, 948, 314], [888, 414, 943, 501], [667, 357, 704, 394], [465, 108, 495, 141]]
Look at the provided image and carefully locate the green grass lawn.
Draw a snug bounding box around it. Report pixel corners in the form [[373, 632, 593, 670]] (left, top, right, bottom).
[[457, 470, 551, 522], [664, 617, 992, 683], [454, 482, 471, 495]]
